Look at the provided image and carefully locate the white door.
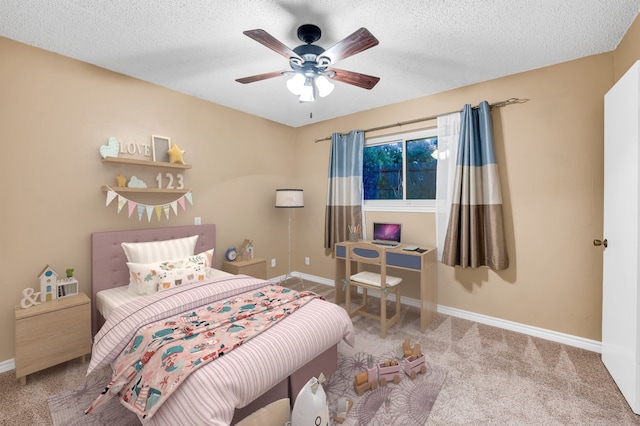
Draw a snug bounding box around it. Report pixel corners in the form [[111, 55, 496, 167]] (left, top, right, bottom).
[[602, 60, 640, 414]]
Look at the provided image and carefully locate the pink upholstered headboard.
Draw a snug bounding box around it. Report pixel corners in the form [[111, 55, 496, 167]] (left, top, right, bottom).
[[90, 224, 216, 336]]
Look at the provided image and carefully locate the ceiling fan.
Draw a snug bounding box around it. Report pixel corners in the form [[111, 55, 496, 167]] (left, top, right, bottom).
[[236, 24, 380, 102]]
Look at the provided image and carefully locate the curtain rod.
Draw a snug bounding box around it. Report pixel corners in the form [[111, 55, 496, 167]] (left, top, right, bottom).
[[313, 97, 526, 143]]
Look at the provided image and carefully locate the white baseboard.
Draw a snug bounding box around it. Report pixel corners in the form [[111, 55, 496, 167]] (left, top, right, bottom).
[[297, 272, 602, 353], [436, 305, 601, 353], [0, 358, 15, 374], [297, 272, 335, 287], [271, 272, 335, 287]]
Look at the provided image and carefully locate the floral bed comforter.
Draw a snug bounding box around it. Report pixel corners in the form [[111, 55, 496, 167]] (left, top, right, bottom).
[[86, 274, 354, 425], [86, 284, 316, 419]]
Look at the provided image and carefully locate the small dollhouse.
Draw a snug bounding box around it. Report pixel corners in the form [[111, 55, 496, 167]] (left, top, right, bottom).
[[38, 265, 78, 302], [39, 265, 57, 302]]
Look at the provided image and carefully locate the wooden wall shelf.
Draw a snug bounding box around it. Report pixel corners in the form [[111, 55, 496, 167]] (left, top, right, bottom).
[[102, 157, 192, 169], [101, 186, 190, 194]]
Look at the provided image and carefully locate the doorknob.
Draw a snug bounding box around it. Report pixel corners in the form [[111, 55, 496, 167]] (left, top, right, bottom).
[[593, 239, 608, 248]]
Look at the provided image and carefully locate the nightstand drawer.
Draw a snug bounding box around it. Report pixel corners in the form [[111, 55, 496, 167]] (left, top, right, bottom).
[[14, 292, 92, 383], [223, 258, 267, 279]]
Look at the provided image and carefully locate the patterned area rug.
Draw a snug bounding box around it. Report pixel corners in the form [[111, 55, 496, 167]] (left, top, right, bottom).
[[325, 349, 447, 426], [48, 344, 446, 426]]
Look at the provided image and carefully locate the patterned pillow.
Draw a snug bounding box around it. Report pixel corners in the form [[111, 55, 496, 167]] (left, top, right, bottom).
[[126, 249, 214, 295], [125, 264, 158, 295], [154, 267, 208, 292]]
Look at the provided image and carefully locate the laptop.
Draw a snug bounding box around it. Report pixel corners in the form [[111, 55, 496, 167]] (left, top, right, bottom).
[[372, 223, 402, 248]]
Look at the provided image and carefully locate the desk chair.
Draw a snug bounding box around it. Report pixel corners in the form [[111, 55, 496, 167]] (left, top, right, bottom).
[[345, 242, 403, 338]]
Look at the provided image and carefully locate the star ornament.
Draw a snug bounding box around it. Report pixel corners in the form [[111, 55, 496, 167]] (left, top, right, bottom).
[[116, 173, 127, 187], [167, 143, 186, 165]]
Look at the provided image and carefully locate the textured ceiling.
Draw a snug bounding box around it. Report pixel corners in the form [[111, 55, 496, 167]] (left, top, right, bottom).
[[1, 1, 639, 127]]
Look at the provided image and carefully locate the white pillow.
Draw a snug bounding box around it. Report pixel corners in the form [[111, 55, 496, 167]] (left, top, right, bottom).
[[127, 249, 214, 295], [121, 235, 198, 264]]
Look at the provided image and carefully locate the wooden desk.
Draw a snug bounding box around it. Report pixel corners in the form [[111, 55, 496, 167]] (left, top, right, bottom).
[[335, 241, 437, 332]]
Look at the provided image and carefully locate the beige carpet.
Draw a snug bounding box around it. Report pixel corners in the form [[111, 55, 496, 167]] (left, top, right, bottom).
[[1, 279, 639, 425]]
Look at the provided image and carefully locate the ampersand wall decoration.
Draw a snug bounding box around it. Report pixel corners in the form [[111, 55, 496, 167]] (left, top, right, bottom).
[[20, 288, 41, 309]]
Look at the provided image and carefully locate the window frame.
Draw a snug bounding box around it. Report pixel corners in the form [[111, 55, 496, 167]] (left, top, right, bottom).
[[363, 128, 438, 213]]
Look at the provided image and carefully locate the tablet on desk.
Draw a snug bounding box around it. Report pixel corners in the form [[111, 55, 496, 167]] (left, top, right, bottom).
[[403, 245, 419, 251]]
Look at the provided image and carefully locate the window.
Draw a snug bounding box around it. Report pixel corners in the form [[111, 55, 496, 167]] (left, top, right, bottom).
[[363, 129, 438, 212]]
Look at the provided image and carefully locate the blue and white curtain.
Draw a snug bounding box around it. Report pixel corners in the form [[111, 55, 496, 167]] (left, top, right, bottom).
[[324, 130, 364, 249], [436, 101, 508, 270]]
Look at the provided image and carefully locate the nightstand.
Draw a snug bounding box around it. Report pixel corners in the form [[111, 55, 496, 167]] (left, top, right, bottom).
[[14, 292, 92, 384], [223, 258, 267, 279]]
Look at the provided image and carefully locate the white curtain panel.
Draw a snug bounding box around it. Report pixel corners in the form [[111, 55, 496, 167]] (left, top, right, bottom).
[[435, 112, 461, 262]]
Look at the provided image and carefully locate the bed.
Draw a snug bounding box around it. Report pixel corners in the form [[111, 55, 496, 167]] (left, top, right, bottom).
[[88, 224, 354, 425]]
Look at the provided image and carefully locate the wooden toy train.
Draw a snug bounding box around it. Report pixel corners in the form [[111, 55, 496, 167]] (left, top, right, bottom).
[[354, 339, 427, 396], [402, 339, 427, 379]]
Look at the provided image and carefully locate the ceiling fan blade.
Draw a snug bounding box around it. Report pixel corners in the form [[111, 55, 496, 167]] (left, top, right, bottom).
[[243, 29, 302, 61], [236, 71, 286, 84], [320, 28, 379, 64], [329, 68, 380, 90]]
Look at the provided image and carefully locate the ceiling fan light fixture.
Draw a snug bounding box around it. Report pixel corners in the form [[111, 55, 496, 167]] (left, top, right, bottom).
[[316, 75, 334, 97], [238, 26, 380, 99]]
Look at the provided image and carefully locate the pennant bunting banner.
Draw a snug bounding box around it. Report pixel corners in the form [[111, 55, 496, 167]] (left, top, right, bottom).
[[117, 195, 126, 213], [106, 190, 118, 206], [103, 186, 193, 222], [128, 201, 137, 218]]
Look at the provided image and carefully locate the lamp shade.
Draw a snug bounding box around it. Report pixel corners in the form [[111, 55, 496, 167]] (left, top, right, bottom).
[[316, 75, 335, 97], [286, 73, 305, 95], [275, 189, 304, 208]]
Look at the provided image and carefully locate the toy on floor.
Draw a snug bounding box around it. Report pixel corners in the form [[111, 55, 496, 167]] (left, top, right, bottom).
[[333, 396, 353, 424], [354, 355, 378, 396], [402, 339, 427, 379], [354, 354, 402, 396], [378, 358, 401, 386]]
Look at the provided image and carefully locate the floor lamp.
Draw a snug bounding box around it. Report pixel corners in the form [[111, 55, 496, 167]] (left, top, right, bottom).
[[275, 189, 304, 286]]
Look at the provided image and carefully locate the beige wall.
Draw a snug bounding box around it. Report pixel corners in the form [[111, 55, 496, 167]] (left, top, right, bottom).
[[2, 13, 640, 363], [295, 52, 611, 342], [0, 37, 297, 362]]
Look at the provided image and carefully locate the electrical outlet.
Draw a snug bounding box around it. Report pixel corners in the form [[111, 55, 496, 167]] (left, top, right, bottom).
[[271, 258, 276, 267], [305, 257, 310, 265], [194, 216, 201, 225]]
